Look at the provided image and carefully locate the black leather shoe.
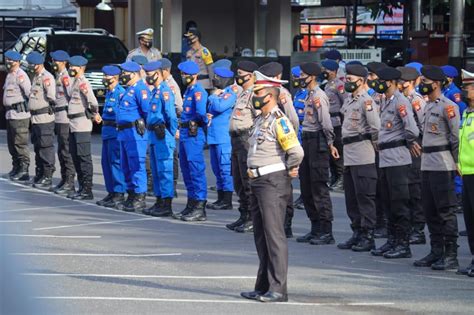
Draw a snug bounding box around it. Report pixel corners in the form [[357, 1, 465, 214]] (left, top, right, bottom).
[[296, 232, 318, 243], [181, 200, 207, 221], [144, 197, 162, 215], [293, 195, 305, 210], [256, 291, 288, 303], [226, 213, 248, 231], [383, 243, 412, 259], [209, 191, 233, 210], [71, 188, 93, 200], [151, 198, 173, 217], [414, 250, 443, 267], [172, 199, 195, 220], [370, 237, 395, 256], [337, 230, 361, 249], [240, 290, 264, 300], [457, 260, 474, 275], [96, 193, 114, 206], [409, 229, 426, 245], [103, 193, 125, 208], [123, 193, 146, 212], [235, 220, 253, 233], [54, 177, 75, 195], [329, 177, 344, 192], [352, 230, 375, 252], [310, 233, 335, 245]]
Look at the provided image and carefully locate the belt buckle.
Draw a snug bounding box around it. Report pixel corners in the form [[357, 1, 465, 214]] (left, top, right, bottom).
[[247, 168, 258, 179]]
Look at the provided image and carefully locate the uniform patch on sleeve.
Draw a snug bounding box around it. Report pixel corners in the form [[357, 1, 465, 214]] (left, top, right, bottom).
[[62, 76, 69, 87], [337, 84, 344, 93], [195, 92, 202, 101], [275, 117, 299, 151], [454, 93, 461, 103], [398, 104, 407, 117], [365, 100, 373, 111], [201, 48, 213, 65], [163, 92, 170, 101], [223, 93, 231, 100], [313, 97, 321, 108], [79, 82, 88, 94], [141, 90, 148, 100], [232, 85, 239, 93], [43, 78, 51, 87], [446, 105, 456, 119], [413, 100, 421, 112], [279, 95, 287, 105], [18, 75, 24, 83]]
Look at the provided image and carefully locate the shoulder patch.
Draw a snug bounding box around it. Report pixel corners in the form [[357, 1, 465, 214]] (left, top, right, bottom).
[[201, 48, 213, 65], [43, 77, 51, 87], [365, 99, 373, 111], [62, 76, 70, 87], [195, 91, 202, 101], [18, 75, 24, 83], [313, 97, 321, 108], [337, 84, 345, 93], [446, 105, 456, 119], [412, 100, 421, 112], [279, 95, 287, 105], [223, 93, 231, 100], [275, 117, 299, 151], [453, 93, 461, 103], [398, 104, 407, 117], [79, 82, 88, 94], [163, 91, 170, 101], [232, 85, 239, 93], [141, 90, 148, 100]]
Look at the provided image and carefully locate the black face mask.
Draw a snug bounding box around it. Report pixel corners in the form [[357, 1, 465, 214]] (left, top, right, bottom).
[[187, 39, 196, 46], [146, 73, 159, 85], [5, 61, 14, 71], [120, 73, 132, 85], [103, 78, 114, 88], [235, 74, 250, 86], [181, 75, 193, 86], [374, 81, 389, 94], [292, 79, 300, 89], [28, 65, 37, 74], [143, 41, 152, 48], [212, 77, 231, 90], [298, 77, 310, 89], [51, 62, 59, 73], [344, 80, 360, 93], [68, 68, 78, 78], [367, 79, 378, 89], [419, 82, 434, 95], [252, 93, 270, 110], [321, 71, 329, 80]]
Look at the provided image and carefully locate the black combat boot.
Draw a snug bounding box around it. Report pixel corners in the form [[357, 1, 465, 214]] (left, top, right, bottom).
[[337, 227, 361, 249], [284, 213, 293, 238], [330, 177, 344, 192], [33, 175, 53, 189], [103, 193, 125, 208], [226, 209, 249, 230], [71, 182, 93, 200], [6, 163, 19, 178], [310, 221, 335, 245], [207, 190, 223, 210], [374, 225, 388, 239], [432, 242, 459, 271], [124, 193, 146, 212], [370, 233, 395, 256], [352, 229, 376, 252], [116, 190, 134, 210], [172, 199, 196, 220], [96, 193, 114, 206], [413, 244, 444, 267], [293, 195, 305, 210], [409, 225, 426, 245], [383, 234, 412, 259], [182, 200, 207, 222], [32, 167, 43, 185], [55, 175, 75, 195], [296, 220, 320, 243], [211, 191, 233, 210], [10, 163, 29, 181], [52, 177, 66, 192], [457, 259, 474, 276], [151, 198, 173, 217], [235, 217, 254, 233], [144, 197, 162, 215]]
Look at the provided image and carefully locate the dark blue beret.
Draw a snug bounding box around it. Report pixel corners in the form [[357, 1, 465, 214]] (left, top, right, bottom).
[[213, 59, 232, 70], [160, 58, 172, 69], [258, 62, 283, 77], [26, 51, 44, 65], [69, 55, 88, 66], [441, 65, 458, 78], [376, 67, 401, 81], [214, 67, 234, 78], [131, 55, 149, 66], [325, 49, 342, 60], [143, 61, 162, 72], [421, 65, 446, 82], [102, 65, 121, 76], [178, 60, 199, 75], [50, 50, 70, 62], [300, 62, 321, 76], [120, 61, 141, 72], [5, 50, 21, 61], [346, 60, 363, 66], [346, 64, 368, 77], [237, 60, 258, 73], [321, 59, 339, 71]]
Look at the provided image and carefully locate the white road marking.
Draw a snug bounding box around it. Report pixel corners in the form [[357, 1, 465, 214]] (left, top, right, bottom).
[[0, 220, 32, 223], [12, 253, 181, 257], [23, 273, 254, 279], [0, 234, 101, 239], [34, 296, 395, 307], [34, 217, 158, 231], [0, 205, 76, 213]]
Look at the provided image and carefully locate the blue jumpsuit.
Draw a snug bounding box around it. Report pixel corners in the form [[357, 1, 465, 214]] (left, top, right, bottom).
[[443, 82, 467, 196], [207, 86, 236, 193], [147, 81, 177, 199], [116, 80, 149, 193], [179, 83, 208, 201], [101, 85, 126, 194], [293, 88, 307, 143]]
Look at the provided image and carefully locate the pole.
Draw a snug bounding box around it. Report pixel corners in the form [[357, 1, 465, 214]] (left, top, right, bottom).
[[411, 0, 422, 31], [402, 1, 410, 64], [351, 0, 358, 49], [448, 0, 465, 71]]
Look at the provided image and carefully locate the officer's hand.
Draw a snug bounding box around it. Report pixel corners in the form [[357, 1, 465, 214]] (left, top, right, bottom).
[[456, 165, 462, 177], [175, 129, 180, 140], [329, 144, 340, 159], [372, 141, 379, 152], [410, 142, 422, 158], [94, 113, 102, 124], [288, 167, 299, 178], [213, 89, 223, 95]]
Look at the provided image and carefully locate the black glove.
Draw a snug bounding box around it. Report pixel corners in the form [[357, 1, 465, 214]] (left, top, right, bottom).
[[135, 118, 146, 136], [153, 123, 166, 140]]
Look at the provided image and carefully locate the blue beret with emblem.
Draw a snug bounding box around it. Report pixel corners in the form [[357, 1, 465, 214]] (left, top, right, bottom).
[[214, 67, 234, 78], [143, 61, 163, 72], [441, 65, 459, 78], [321, 59, 339, 71], [291, 66, 301, 77], [131, 55, 149, 66], [160, 58, 172, 69], [212, 59, 232, 70], [5, 50, 21, 61], [69, 55, 88, 66], [50, 50, 70, 62], [102, 65, 121, 76], [120, 61, 141, 72], [26, 51, 44, 65], [178, 60, 199, 75]]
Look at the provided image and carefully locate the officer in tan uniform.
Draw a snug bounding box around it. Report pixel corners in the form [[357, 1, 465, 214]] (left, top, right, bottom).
[[26, 52, 56, 189], [227, 60, 259, 233], [126, 28, 162, 62], [414, 65, 460, 271], [2, 50, 31, 181], [240, 71, 303, 303], [184, 29, 214, 90], [398, 66, 427, 245], [50, 50, 75, 195], [337, 64, 380, 252]]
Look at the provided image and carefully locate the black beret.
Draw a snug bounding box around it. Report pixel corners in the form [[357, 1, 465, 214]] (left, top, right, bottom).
[[346, 64, 368, 77], [258, 62, 283, 77], [237, 60, 258, 73], [421, 65, 446, 82], [376, 67, 401, 81], [300, 62, 321, 76], [366, 61, 387, 74], [397, 66, 419, 81]]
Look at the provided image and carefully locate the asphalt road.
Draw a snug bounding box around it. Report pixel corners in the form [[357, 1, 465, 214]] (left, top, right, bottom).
[[0, 130, 473, 315]]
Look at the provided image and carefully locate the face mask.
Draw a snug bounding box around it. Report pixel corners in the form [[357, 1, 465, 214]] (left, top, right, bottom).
[[367, 79, 378, 89], [182, 75, 193, 86], [103, 78, 114, 87], [5, 61, 14, 71], [145, 73, 159, 85], [68, 68, 78, 77], [374, 81, 389, 94], [120, 73, 132, 85], [252, 93, 270, 110], [344, 80, 360, 93], [52, 62, 59, 73], [419, 82, 434, 95], [235, 74, 249, 86], [187, 39, 196, 46], [143, 41, 152, 48], [27, 65, 37, 74], [298, 77, 310, 89], [321, 71, 329, 80], [212, 77, 229, 89], [292, 79, 300, 89]]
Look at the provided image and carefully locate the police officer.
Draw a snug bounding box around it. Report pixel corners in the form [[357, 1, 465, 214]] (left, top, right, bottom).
[[457, 68, 474, 277], [370, 67, 419, 259], [227, 60, 259, 233], [337, 64, 380, 252], [414, 65, 460, 271], [173, 60, 208, 221], [142, 61, 178, 217], [442, 65, 467, 213], [127, 28, 162, 62], [50, 50, 75, 195], [161, 58, 183, 196], [240, 71, 304, 303], [184, 29, 214, 90], [114, 61, 149, 212], [398, 66, 427, 245], [26, 52, 56, 188], [66, 56, 100, 200], [206, 66, 237, 211], [96, 66, 127, 208], [2, 50, 31, 181], [296, 62, 339, 246], [325, 49, 346, 82], [322, 59, 347, 191]]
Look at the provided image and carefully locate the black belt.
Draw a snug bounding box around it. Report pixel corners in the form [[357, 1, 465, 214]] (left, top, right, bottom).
[[302, 130, 322, 140], [330, 112, 341, 117], [67, 112, 86, 119], [117, 122, 135, 131], [422, 144, 451, 153], [229, 129, 250, 138], [378, 139, 407, 150], [4, 102, 26, 111], [180, 121, 204, 128], [102, 120, 117, 127], [342, 133, 372, 145], [197, 75, 209, 80], [30, 107, 51, 116], [147, 122, 168, 131], [54, 106, 68, 113]]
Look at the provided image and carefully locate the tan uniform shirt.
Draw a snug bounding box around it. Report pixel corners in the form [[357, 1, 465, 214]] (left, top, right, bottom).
[[302, 85, 335, 145], [3, 68, 31, 120], [67, 75, 99, 133], [29, 69, 56, 125], [53, 68, 71, 124], [324, 77, 347, 127], [229, 86, 255, 133], [126, 47, 162, 62], [186, 45, 214, 89], [278, 86, 299, 130]]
